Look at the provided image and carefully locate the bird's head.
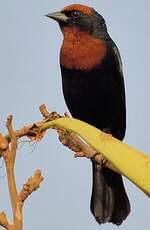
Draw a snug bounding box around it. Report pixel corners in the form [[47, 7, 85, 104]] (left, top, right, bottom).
[[46, 4, 109, 70], [46, 4, 107, 39]]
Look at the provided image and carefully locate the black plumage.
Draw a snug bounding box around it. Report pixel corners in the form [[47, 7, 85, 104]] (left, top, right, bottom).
[[47, 4, 130, 225], [60, 42, 130, 225], [61, 45, 126, 140]]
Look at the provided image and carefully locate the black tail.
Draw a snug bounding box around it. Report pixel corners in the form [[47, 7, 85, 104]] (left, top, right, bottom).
[[90, 161, 130, 225]]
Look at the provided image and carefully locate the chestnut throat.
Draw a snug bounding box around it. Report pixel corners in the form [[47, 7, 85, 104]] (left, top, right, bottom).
[[60, 27, 107, 71]]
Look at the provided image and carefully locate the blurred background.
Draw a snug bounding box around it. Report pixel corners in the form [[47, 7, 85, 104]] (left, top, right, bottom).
[[0, 0, 150, 229]]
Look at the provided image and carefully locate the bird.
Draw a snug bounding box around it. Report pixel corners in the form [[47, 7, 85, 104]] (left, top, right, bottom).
[[46, 4, 130, 225]]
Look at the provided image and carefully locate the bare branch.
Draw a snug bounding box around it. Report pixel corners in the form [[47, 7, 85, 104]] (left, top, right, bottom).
[[0, 212, 13, 230], [0, 104, 118, 230], [39, 104, 51, 118], [0, 134, 8, 153], [39, 105, 117, 172], [6, 115, 15, 140], [6, 115, 17, 161], [3, 105, 117, 173], [4, 115, 20, 230], [18, 170, 44, 204]]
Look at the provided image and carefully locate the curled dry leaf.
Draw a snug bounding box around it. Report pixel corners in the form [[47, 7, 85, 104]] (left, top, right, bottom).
[[57, 128, 82, 152], [27, 124, 46, 141]]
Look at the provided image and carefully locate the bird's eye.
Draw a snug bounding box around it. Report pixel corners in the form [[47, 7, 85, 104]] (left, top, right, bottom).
[[71, 11, 80, 19]]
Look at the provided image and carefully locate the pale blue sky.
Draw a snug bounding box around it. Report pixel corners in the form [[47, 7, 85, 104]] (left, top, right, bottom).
[[0, 0, 150, 229]]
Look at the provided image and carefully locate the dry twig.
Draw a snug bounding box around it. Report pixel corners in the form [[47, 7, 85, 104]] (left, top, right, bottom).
[[1, 104, 117, 172], [39, 104, 116, 171], [18, 170, 44, 204], [0, 115, 44, 230], [0, 104, 117, 230], [2, 104, 115, 172], [0, 212, 13, 230]]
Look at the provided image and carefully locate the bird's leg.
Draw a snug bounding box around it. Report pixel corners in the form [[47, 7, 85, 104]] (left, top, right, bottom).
[[90, 152, 107, 169]]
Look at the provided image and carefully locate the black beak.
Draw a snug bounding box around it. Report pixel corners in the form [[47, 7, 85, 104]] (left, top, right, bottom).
[[45, 11, 69, 23]]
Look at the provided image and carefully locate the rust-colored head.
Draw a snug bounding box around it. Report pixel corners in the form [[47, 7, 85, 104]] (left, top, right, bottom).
[[46, 4, 108, 70], [46, 4, 107, 37]]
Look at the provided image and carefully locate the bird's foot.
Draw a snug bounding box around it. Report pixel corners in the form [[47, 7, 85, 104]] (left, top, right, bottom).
[[91, 152, 107, 167]]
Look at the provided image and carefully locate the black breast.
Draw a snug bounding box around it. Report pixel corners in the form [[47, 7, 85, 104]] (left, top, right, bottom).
[[60, 46, 126, 141]]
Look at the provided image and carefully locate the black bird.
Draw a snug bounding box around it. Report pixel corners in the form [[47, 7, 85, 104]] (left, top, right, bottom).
[[46, 4, 130, 225]]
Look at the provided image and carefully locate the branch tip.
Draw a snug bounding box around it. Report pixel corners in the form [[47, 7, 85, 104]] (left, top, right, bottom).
[[5, 115, 16, 142], [19, 169, 44, 203], [0, 212, 12, 229], [39, 104, 50, 119], [6, 115, 13, 128], [0, 134, 8, 152]]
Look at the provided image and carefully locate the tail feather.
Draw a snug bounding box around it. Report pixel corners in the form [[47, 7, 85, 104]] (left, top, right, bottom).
[[90, 162, 130, 225]]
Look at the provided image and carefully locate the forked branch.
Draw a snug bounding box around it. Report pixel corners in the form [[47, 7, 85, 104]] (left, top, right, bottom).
[[0, 104, 117, 230], [0, 115, 44, 230]]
